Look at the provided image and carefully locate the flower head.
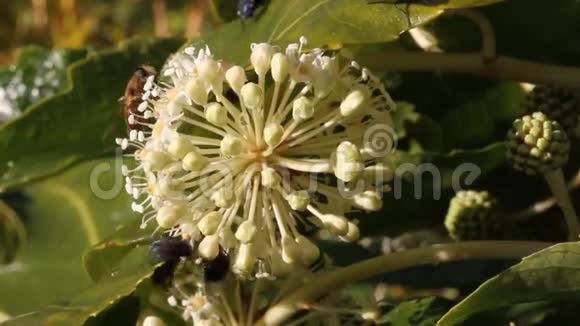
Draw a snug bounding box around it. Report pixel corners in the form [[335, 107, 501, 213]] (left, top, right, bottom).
[[118, 38, 395, 278]]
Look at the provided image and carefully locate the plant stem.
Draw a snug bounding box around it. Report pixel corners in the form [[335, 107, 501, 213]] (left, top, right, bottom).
[[543, 169, 580, 241], [360, 52, 580, 90], [449, 10, 496, 60], [508, 170, 580, 222], [258, 241, 551, 326]]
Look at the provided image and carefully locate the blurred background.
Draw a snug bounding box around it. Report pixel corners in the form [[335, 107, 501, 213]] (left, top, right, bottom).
[[0, 0, 230, 65]]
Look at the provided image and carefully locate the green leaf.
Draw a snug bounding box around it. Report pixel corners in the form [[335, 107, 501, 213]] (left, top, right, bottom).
[[437, 242, 580, 326], [1, 246, 155, 326], [379, 297, 453, 326], [0, 46, 88, 120], [83, 221, 153, 282], [441, 82, 526, 147], [0, 37, 183, 192], [0, 200, 26, 264], [194, 0, 504, 65], [0, 158, 138, 315]]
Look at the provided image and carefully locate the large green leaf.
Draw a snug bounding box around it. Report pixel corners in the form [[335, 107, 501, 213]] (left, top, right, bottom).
[[437, 242, 580, 326], [83, 221, 153, 282], [1, 246, 154, 326], [0, 37, 183, 192], [0, 200, 25, 264], [379, 297, 453, 326], [193, 0, 504, 65], [0, 158, 138, 315], [0, 46, 88, 120]]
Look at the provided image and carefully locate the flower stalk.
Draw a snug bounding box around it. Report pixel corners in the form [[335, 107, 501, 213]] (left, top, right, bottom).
[[360, 52, 580, 90], [543, 169, 580, 240], [259, 241, 552, 326]]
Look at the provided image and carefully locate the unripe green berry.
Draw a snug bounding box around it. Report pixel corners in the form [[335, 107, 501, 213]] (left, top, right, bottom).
[[523, 85, 579, 136], [506, 112, 570, 175], [444, 190, 502, 241]]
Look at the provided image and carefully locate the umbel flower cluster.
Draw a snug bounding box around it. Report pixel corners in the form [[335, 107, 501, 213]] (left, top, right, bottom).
[[444, 190, 502, 241], [118, 37, 395, 278]]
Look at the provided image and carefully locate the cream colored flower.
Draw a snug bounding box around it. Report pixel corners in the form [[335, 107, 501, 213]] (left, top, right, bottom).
[[118, 37, 395, 278]]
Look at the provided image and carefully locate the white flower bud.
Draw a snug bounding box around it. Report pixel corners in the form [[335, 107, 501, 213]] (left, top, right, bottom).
[[340, 87, 369, 117], [180, 222, 202, 241], [251, 43, 276, 75], [340, 222, 360, 242], [197, 58, 221, 85], [264, 123, 284, 147], [156, 204, 185, 228], [182, 151, 207, 171], [198, 211, 222, 235], [143, 151, 171, 172], [320, 214, 349, 236], [296, 235, 320, 265], [137, 101, 148, 112], [198, 235, 220, 259], [185, 78, 208, 105], [352, 190, 382, 211], [166, 100, 183, 117], [292, 96, 314, 121], [271, 53, 289, 82], [286, 190, 310, 211], [270, 251, 292, 277], [129, 129, 138, 141], [225, 66, 246, 93], [211, 189, 235, 208], [168, 136, 195, 159], [233, 243, 255, 276], [220, 135, 244, 156], [143, 316, 167, 326], [241, 83, 263, 109], [363, 164, 394, 182], [334, 141, 364, 182], [235, 220, 257, 243], [205, 102, 228, 126], [281, 236, 302, 264], [219, 227, 236, 249], [261, 167, 281, 188]]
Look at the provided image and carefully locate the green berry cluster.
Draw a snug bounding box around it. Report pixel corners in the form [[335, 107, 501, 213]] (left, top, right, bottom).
[[523, 85, 579, 136], [444, 190, 501, 241], [506, 112, 570, 175]]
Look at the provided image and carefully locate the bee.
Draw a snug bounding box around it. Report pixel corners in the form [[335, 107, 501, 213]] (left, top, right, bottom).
[[121, 65, 156, 132], [201, 249, 230, 283], [237, 0, 263, 19], [150, 235, 230, 287], [149, 236, 193, 288]]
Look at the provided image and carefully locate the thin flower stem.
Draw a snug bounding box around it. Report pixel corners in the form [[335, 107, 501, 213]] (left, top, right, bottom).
[[258, 241, 552, 326], [508, 170, 580, 222], [449, 9, 496, 60], [247, 278, 261, 326], [543, 169, 580, 241], [360, 52, 580, 89]]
